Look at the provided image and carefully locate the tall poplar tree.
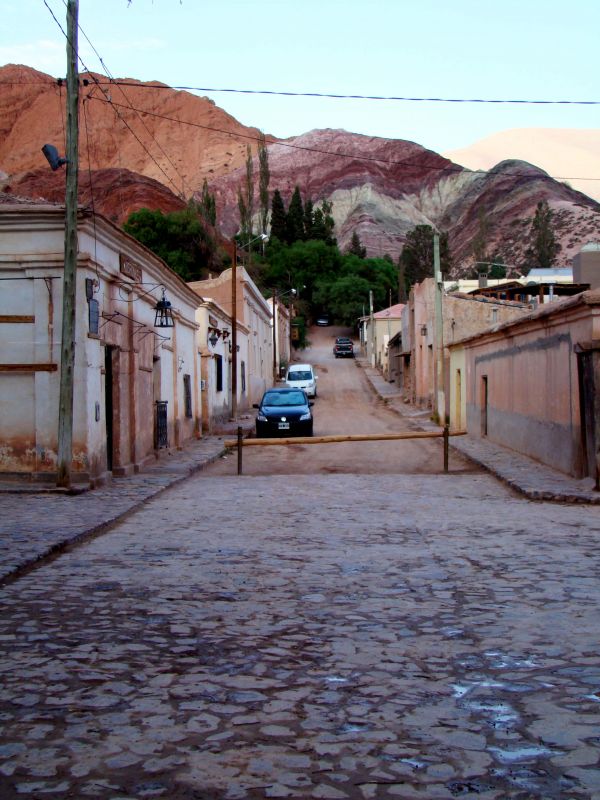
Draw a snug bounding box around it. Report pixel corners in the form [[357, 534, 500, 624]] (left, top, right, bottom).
[[258, 133, 270, 236], [238, 144, 254, 243]]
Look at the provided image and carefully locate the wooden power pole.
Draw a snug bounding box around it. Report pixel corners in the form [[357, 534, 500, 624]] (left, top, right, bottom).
[[231, 241, 238, 420], [433, 233, 445, 425], [56, 0, 79, 487]]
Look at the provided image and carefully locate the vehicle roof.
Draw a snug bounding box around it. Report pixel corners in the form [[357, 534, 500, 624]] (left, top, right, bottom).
[[288, 364, 313, 370]]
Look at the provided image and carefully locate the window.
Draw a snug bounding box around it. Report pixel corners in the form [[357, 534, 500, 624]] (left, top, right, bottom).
[[215, 355, 223, 392], [183, 374, 192, 418], [88, 298, 100, 334]]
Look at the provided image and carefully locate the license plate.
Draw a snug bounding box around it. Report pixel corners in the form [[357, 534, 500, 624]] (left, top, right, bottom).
[[278, 422, 290, 430]]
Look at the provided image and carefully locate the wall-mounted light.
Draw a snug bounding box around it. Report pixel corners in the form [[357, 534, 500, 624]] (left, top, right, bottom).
[[208, 328, 220, 347], [177, 357, 185, 373], [41, 143, 67, 171], [154, 290, 174, 328], [420, 324, 427, 336]]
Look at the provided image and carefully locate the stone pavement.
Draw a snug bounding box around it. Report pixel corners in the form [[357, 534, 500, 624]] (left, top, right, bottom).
[[0, 416, 255, 585], [355, 355, 600, 505], [1, 472, 600, 799]]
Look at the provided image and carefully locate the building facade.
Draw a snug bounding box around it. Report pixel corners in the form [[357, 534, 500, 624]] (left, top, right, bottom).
[[450, 290, 600, 480], [0, 199, 201, 484]]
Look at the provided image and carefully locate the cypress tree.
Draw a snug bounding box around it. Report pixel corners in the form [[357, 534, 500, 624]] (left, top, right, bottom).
[[270, 189, 287, 242], [286, 186, 305, 244]]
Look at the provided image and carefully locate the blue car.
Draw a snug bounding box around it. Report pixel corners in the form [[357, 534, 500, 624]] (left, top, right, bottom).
[[254, 388, 314, 438]]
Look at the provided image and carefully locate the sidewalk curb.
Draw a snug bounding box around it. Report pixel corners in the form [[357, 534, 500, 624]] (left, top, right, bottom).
[[0, 442, 229, 587], [355, 355, 600, 506]]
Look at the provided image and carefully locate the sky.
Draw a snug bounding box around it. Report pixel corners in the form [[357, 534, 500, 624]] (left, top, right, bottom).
[[1, 0, 599, 156]]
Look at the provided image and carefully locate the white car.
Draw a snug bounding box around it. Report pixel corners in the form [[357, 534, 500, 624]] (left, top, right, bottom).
[[284, 364, 318, 398]]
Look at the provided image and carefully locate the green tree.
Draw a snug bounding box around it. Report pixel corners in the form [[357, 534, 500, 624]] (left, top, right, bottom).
[[238, 144, 254, 243], [525, 200, 561, 268], [303, 198, 314, 239], [347, 231, 367, 258], [258, 133, 270, 236], [270, 189, 287, 242], [400, 225, 452, 290], [123, 207, 218, 281], [198, 179, 216, 226], [310, 199, 336, 246], [286, 186, 305, 244]]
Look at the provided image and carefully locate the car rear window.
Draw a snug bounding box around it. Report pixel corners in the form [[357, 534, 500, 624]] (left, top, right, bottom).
[[288, 370, 312, 380]]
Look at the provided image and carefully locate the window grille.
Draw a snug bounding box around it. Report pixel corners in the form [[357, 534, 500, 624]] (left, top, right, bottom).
[[88, 299, 100, 334], [215, 355, 223, 392], [183, 374, 192, 418]]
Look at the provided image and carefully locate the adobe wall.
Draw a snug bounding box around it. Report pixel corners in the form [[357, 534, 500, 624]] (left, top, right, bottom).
[[464, 299, 599, 477]]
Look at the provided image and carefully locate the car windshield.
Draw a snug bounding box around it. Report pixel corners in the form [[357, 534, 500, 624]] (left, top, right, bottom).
[[288, 371, 312, 381], [262, 391, 307, 407]]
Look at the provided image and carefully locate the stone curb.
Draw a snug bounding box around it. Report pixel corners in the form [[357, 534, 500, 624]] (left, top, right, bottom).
[[355, 355, 600, 506], [0, 439, 234, 586]]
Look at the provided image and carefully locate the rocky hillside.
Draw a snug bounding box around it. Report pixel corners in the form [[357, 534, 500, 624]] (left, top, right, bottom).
[[2, 64, 600, 271]]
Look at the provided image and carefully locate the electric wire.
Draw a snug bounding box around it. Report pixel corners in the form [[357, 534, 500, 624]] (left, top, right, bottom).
[[41, 0, 185, 198], [64, 0, 190, 199], [86, 95, 600, 184]]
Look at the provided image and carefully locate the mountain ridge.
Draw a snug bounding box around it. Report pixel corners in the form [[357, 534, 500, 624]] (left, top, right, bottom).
[[1, 64, 599, 271]]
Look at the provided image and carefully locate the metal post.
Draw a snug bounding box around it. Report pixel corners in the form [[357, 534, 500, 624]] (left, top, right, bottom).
[[443, 424, 449, 473], [56, 0, 79, 488], [231, 241, 238, 420], [434, 233, 445, 425], [369, 290, 374, 367], [272, 288, 278, 384], [237, 425, 243, 475]]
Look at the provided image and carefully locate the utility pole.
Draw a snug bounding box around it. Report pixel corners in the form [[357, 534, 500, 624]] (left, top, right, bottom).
[[56, 0, 79, 488], [369, 290, 374, 367], [231, 241, 238, 419], [272, 289, 278, 384], [433, 233, 445, 425]]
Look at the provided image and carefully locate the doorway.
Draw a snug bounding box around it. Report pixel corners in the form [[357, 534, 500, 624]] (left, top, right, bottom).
[[481, 375, 488, 437], [104, 346, 115, 471], [577, 351, 598, 484], [455, 368, 462, 431]]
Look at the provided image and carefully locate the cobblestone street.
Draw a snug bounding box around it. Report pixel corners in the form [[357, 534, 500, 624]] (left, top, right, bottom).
[[1, 471, 600, 799]]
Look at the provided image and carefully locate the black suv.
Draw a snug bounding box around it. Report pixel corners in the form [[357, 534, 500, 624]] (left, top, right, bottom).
[[333, 337, 354, 358]]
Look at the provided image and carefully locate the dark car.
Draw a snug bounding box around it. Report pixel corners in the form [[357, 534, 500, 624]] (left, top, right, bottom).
[[333, 338, 354, 358], [254, 388, 314, 438], [316, 314, 330, 326]]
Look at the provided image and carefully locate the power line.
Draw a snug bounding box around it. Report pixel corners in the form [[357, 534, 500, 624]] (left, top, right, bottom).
[[65, 1, 190, 198], [41, 0, 186, 198], [86, 95, 600, 185], [3, 74, 600, 107], [84, 79, 600, 107]]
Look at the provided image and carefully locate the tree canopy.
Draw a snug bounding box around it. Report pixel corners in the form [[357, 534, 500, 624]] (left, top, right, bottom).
[[399, 224, 452, 291], [525, 200, 561, 268], [123, 206, 219, 281]]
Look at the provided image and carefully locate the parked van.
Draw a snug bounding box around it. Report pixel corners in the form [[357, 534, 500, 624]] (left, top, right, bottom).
[[284, 364, 318, 398]]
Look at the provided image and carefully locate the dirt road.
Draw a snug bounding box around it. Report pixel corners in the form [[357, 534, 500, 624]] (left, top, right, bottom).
[[207, 325, 477, 476]]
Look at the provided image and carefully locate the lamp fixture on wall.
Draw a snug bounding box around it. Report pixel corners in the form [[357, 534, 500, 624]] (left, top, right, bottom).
[[154, 289, 174, 328], [208, 327, 220, 347], [420, 324, 427, 336]]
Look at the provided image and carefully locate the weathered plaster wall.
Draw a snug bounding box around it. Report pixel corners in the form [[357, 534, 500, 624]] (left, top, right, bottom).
[[463, 297, 600, 476]]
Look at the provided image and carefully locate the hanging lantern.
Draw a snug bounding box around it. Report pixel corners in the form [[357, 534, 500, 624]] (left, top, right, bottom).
[[154, 290, 174, 328], [208, 328, 220, 347]]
